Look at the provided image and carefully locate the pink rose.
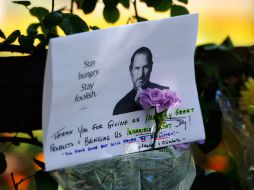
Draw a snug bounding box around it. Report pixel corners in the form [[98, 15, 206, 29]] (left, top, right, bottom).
[[139, 88, 181, 113]]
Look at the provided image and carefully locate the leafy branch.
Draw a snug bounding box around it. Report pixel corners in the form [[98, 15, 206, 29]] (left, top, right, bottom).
[[133, 0, 139, 20], [11, 172, 34, 190], [0, 136, 43, 147], [0, 43, 46, 55], [4, 148, 54, 190], [1, 0, 190, 55], [10, 169, 58, 190]]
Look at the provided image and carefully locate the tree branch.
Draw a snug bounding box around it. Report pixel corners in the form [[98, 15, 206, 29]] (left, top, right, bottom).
[[11, 172, 18, 190], [70, 0, 74, 13], [52, 0, 55, 12], [0, 44, 31, 54], [11, 172, 34, 190], [16, 174, 34, 187], [133, 0, 139, 20], [0, 136, 43, 147]]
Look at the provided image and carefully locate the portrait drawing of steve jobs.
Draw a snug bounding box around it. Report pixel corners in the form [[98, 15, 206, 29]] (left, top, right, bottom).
[[113, 47, 169, 115]]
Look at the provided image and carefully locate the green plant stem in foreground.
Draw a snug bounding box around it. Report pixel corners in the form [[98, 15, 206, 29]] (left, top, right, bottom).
[[152, 111, 166, 148]]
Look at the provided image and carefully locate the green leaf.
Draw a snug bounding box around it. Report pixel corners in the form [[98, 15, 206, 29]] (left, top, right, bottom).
[[103, 6, 120, 23], [33, 157, 45, 170], [154, 0, 172, 12], [82, 0, 98, 14], [43, 12, 63, 29], [0, 29, 6, 39], [140, 0, 163, 8], [103, 0, 119, 8], [176, 0, 188, 4], [18, 35, 34, 49], [36, 34, 46, 42], [4, 30, 21, 44], [120, 0, 130, 8], [137, 16, 148, 22], [12, 1, 31, 7], [27, 23, 40, 35], [89, 26, 100, 30], [218, 45, 231, 51], [221, 36, 234, 49], [35, 170, 58, 190], [171, 5, 189, 17], [0, 152, 7, 174], [59, 14, 89, 35], [35, 42, 47, 51], [247, 105, 254, 115], [30, 7, 49, 22], [75, 0, 82, 9], [204, 44, 219, 51], [203, 64, 217, 78]]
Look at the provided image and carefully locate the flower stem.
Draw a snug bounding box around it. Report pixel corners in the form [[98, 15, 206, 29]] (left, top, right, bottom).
[[152, 111, 165, 148]]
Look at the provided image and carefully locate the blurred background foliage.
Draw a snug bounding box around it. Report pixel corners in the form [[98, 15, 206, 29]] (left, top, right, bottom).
[[0, 0, 253, 190]]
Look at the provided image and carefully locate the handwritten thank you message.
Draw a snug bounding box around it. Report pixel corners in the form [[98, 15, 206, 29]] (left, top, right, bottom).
[[43, 14, 205, 171]]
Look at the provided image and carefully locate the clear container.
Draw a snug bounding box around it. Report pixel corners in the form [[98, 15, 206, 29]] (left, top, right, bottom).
[[51, 146, 196, 190]]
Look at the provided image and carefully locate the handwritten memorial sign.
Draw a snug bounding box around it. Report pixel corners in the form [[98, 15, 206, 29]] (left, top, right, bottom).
[[43, 14, 205, 171]]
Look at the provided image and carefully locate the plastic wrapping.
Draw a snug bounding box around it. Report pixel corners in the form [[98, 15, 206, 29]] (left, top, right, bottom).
[[217, 91, 254, 189], [51, 146, 196, 190]]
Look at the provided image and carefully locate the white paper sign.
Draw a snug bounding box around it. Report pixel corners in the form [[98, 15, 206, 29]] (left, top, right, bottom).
[[43, 14, 205, 171]]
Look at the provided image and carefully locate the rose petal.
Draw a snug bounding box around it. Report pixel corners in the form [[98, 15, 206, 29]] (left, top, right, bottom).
[[149, 89, 164, 105], [140, 94, 153, 109], [139, 88, 182, 112]]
